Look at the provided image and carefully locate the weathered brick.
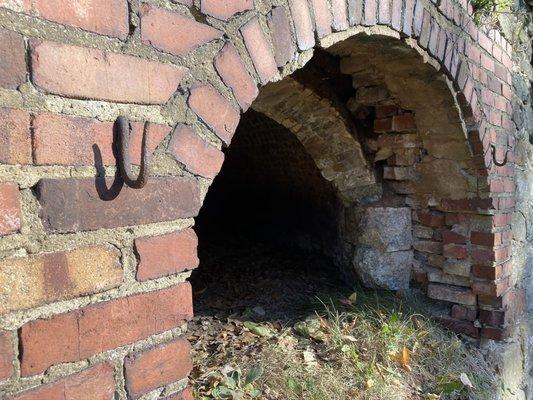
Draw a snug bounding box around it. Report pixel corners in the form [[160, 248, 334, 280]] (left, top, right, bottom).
[[267, 6, 297, 67], [417, 211, 445, 227], [135, 229, 199, 281], [31, 40, 187, 104], [427, 283, 476, 306], [11, 363, 115, 400], [480, 326, 511, 340], [214, 43, 258, 111], [331, 0, 349, 31], [437, 317, 479, 337], [0, 245, 122, 315], [241, 17, 278, 84], [470, 231, 498, 247], [188, 84, 240, 145], [443, 244, 468, 259], [472, 277, 509, 297], [311, 0, 332, 38], [0, 183, 21, 236], [442, 229, 466, 245], [37, 177, 201, 233], [141, 5, 222, 56], [125, 338, 192, 398], [374, 118, 392, 132], [451, 304, 477, 321], [0, 331, 13, 382], [289, 0, 315, 51], [20, 283, 192, 375], [169, 125, 224, 179], [201, 0, 252, 20], [0, 29, 26, 89], [0, 108, 31, 165], [33, 113, 170, 166], [31, 0, 128, 38], [391, 114, 416, 132]]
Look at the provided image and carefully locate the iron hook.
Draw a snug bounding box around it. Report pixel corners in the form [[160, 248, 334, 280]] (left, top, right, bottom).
[[116, 116, 150, 189], [490, 140, 510, 168]]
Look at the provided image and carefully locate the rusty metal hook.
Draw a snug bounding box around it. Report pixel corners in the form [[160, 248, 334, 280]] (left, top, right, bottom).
[[116, 116, 150, 189], [490, 138, 510, 167]]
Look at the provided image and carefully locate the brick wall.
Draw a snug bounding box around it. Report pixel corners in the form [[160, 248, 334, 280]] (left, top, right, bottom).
[[0, 0, 523, 398]]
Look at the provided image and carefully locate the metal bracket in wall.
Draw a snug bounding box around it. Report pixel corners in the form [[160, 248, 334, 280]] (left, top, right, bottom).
[[116, 116, 150, 189], [490, 141, 510, 167]]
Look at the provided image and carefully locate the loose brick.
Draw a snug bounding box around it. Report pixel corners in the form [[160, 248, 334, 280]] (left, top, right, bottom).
[[11, 363, 115, 400], [290, 0, 315, 50], [427, 283, 476, 306], [141, 5, 222, 56], [188, 84, 240, 145], [125, 338, 192, 398], [201, 0, 252, 20], [241, 17, 278, 84], [0, 29, 26, 89], [33, 113, 170, 166], [37, 177, 201, 233], [311, 0, 332, 38], [31, 40, 187, 104], [135, 229, 199, 281], [20, 283, 192, 376], [331, 0, 349, 31], [0, 245, 122, 315], [0, 331, 13, 382], [31, 0, 128, 38], [214, 43, 258, 111], [0, 108, 32, 165], [267, 6, 297, 67], [169, 125, 224, 179], [0, 183, 21, 236]]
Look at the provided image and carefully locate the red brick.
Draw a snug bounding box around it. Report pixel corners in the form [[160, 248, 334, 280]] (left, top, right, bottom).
[[290, 0, 315, 50], [443, 244, 468, 259], [125, 338, 192, 398], [375, 105, 397, 118], [480, 326, 511, 340], [141, 5, 222, 56], [417, 211, 445, 227], [135, 229, 199, 281], [164, 387, 194, 400], [31, 40, 187, 104], [214, 43, 258, 111], [0, 331, 13, 382], [471, 246, 509, 263], [188, 84, 240, 145], [311, 0, 332, 38], [437, 317, 479, 337], [374, 118, 392, 132], [33, 113, 170, 166], [31, 0, 128, 38], [241, 17, 278, 84], [0, 245, 122, 315], [470, 231, 498, 247], [0, 183, 21, 236], [169, 125, 224, 179], [37, 177, 201, 233], [472, 264, 503, 280], [267, 6, 297, 67], [442, 230, 466, 245], [472, 277, 509, 297], [479, 309, 505, 326], [10, 363, 115, 400], [201, 0, 252, 20], [0, 30, 26, 89], [331, 0, 349, 31], [427, 283, 476, 306], [0, 108, 31, 165], [451, 305, 477, 321], [391, 114, 416, 132], [20, 283, 192, 376]]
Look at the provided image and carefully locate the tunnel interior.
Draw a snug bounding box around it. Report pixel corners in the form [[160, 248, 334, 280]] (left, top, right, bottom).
[[190, 108, 350, 322]]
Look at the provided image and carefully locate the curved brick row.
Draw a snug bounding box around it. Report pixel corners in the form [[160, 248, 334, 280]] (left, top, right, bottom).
[[0, 0, 520, 398]]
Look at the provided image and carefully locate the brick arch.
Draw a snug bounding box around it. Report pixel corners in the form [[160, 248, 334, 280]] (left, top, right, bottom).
[[0, 0, 520, 398]]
